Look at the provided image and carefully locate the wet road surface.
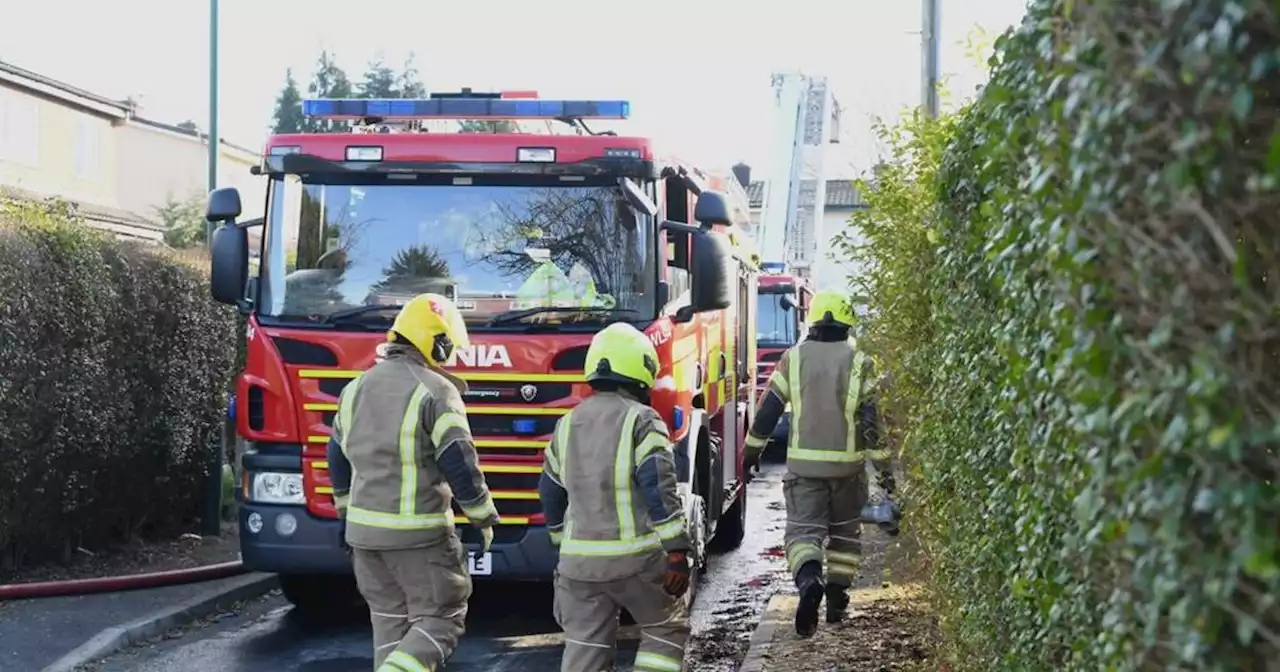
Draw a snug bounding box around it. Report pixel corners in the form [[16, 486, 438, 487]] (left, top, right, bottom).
[[88, 461, 886, 671]]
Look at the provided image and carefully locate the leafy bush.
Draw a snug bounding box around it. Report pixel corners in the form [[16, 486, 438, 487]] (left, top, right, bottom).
[[0, 197, 237, 574], [839, 1, 1280, 669]]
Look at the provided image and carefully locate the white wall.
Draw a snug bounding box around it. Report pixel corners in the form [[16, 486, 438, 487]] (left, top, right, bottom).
[[115, 122, 265, 221]]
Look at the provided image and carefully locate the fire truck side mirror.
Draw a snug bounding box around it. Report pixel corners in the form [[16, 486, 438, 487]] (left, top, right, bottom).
[[693, 190, 732, 228], [676, 230, 733, 323], [210, 224, 249, 308], [205, 187, 243, 223]]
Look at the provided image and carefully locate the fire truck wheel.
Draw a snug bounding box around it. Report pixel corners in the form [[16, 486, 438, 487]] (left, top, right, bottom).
[[710, 487, 747, 552], [279, 574, 363, 616]]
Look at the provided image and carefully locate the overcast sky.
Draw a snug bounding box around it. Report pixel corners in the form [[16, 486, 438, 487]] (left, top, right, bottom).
[[1, 0, 1027, 176]]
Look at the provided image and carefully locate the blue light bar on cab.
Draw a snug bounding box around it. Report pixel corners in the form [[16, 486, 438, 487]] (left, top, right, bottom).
[[301, 98, 630, 121], [761, 261, 787, 274]]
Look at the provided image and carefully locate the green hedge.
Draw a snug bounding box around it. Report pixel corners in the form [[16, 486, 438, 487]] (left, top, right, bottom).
[[0, 197, 237, 574], [840, 1, 1279, 669]]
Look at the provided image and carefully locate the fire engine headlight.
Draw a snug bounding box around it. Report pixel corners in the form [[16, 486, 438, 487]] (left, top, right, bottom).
[[249, 472, 305, 505]]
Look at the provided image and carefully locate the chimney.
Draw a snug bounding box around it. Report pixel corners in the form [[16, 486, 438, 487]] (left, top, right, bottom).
[[731, 163, 751, 189]]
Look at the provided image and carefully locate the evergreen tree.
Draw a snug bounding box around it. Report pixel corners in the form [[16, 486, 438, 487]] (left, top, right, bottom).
[[372, 245, 452, 294], [306, 50, 354, 132], [358, 54, 398, 99], [271, 69, 305, 133], [156, 193, 209, 248], [396, 54, 427, 98]]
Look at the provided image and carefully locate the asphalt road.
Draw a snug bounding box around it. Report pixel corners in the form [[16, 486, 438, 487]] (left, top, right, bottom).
[[87, 461, 886, 671]]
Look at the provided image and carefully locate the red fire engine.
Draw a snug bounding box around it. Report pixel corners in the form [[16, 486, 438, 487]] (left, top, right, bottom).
[[204, 91, 758, 610], [755, 263, 811, 451]]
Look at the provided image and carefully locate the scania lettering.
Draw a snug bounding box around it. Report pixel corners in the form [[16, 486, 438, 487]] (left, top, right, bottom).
[[450, 344, 514, 368], [205, 90, 759, 611]]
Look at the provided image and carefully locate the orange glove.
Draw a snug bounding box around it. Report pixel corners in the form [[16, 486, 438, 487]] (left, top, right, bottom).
[[664, 551, 691, 597]]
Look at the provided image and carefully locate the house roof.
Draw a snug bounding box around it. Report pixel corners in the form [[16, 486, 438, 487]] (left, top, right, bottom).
[[746, 179, 866, 210], [129, 116, 260, 160], [0, 60, 257, 157], [0, 60, 134, 119]]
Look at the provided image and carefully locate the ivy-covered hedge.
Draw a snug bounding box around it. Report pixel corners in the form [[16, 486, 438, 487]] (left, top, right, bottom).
[[0, 197, 237, 574], [840, 1, 1279, 669]]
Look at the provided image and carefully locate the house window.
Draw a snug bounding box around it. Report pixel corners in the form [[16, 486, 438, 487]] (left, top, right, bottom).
[[0, 90, 40, 167], [74, 120, 101, 180]]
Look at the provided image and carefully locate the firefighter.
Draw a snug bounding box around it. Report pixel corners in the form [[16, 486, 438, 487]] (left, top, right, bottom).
[[326, 293, 500, 672], [539, 322, 692, 672], [742, 289, 892, 637]]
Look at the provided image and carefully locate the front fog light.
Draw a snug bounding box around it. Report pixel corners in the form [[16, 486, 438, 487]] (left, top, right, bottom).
[[250, 472, 305, 504], [246, 512, 264, 534], [275, 513, 298, 537]]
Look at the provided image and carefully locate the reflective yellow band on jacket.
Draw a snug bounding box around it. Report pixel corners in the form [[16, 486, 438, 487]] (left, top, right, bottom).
[[333, 493, 350, 511], [767, 369, 788, 399], [633, 431, 668, 467], [546, 415, 573, 478], [787, 348, 802, 449], [456, 515, 529, 525], [347, 506, 454, 530], [383, 650, 431, 672], [560, 533, 662, 557], [549, 528, 563, 545], [634, 651, 683, 672], [336, 376, 364, 451], [865, 448, 892, 461], [653, 516, 686, 542], [843, 351, 867, 453], [399, 385, 429, 518], [460, 497, 499, 522], [430, 410, 469, 448], [614, 409, 641, 541], [745, 433, 768, 449], [787, 447, 872, 463]]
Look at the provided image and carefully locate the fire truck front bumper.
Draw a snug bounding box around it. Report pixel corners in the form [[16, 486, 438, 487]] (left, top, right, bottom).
[[238, 503, 351, 574], [238, 505, 561, 579]]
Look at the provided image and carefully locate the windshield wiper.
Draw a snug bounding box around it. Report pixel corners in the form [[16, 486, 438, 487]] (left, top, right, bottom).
[[313, 305, 398, 325], [485, 306, 637, 327]]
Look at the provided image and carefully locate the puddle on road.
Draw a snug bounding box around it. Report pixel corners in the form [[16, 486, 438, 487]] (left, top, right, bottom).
[[686, 466, 793, 671], [688, 569, 789, 671]]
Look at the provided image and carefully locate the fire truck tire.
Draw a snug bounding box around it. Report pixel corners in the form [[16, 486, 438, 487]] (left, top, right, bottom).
[[279, 574, 361, 615], [710, 488, 747, 551]]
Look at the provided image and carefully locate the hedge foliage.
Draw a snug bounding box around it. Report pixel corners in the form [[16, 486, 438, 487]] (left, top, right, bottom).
[[0, 196, 237, 574], [839, 1, 1279, 669]]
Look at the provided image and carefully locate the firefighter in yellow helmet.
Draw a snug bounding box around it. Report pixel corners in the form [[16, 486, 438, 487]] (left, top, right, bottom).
[[742, 289, 892, 637], [325, 293, 499, 672], [539, 322, 692, 672]]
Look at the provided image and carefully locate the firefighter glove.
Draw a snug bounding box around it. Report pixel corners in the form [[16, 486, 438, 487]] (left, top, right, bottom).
[[664, 551, 691, 597], [479, 526, 494, 553]]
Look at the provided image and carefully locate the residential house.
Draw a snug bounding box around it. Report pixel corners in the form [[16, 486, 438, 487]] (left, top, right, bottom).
[[0, 60, 263, 244], [745, 178, 868, 288]]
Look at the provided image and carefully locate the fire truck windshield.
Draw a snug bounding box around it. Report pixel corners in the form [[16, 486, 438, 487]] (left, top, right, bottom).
[[255, 175, 657, 328], [757, 291, 799, 346]]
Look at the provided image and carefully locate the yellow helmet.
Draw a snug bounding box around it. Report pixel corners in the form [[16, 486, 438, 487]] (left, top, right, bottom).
[[388, 293, 470, 366], [584, 323, 660, 389], [808, 289, 855, 327]]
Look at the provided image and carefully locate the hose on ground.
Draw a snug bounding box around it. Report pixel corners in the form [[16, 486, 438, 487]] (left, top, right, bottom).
[[0, 560, 247, 600]]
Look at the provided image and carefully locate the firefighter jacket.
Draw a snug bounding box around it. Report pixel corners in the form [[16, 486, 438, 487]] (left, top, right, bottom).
[[745, 338, 890, 479], [538, 390, 689, 582], [326, 344, 500, 550]]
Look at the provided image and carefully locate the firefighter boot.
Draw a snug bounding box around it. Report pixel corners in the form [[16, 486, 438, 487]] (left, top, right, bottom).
[[825, 583, 850, 623], [794, 560, 825, 638]]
